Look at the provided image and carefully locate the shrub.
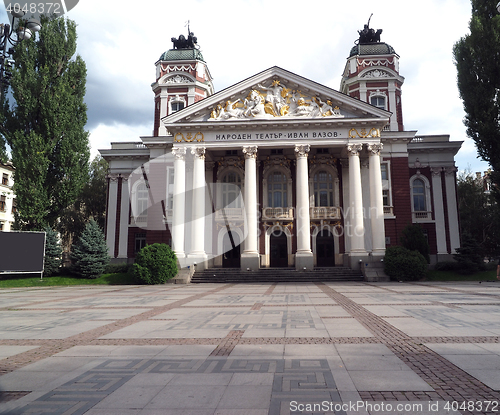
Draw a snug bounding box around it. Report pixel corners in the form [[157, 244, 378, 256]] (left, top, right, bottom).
[[384, 246, 428, 281], [400, 224, 430, 263], [70, 219, 109, 279], [133, 243, 177, 284], [43, 227, 62, 277]]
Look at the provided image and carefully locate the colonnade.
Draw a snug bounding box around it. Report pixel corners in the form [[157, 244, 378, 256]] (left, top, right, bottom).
[[170, 142, 386, 270]]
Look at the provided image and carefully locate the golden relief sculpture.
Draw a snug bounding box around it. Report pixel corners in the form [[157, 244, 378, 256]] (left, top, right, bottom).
[[174, 132, 204, 142], [348, 128, 381, 139], [209, 80, 345, 121]]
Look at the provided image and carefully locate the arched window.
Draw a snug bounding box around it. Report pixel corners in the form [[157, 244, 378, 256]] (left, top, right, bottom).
[[412, 178, 426, 212], [313, 170, 334, 207], [268, 171, 287, 208], [222, 172, 242, 208]]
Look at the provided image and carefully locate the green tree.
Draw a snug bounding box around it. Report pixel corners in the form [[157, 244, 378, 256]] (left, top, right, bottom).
[[70, 219, 109, 279], [454, 0, 500, 195], [1, 16, 89, 230], [457, 170, 500, 258], [57, 155, 108, 252], [43, 226, 62, 277]]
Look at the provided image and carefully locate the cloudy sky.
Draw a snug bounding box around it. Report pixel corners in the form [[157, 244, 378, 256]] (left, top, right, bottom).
[[1, 0, 491, 174]]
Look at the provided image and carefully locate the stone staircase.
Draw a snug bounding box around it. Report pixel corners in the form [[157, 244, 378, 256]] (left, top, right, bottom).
[[190, 267, 364, 283]]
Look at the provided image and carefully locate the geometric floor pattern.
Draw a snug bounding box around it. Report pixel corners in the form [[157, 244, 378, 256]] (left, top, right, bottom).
[[1, 280, 500, 414]]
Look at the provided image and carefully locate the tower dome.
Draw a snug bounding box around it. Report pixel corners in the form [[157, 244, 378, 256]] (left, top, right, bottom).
[[340, 17, 405, 132], [349, 42, 397, 58]]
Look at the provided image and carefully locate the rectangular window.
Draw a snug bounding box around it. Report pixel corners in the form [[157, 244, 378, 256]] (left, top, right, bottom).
[[2, 174, 8, 186], [0, 195, 5, 212], [171, 102, 184, 113], [135, 233, 147, 254], [381, 164, 388, 181], [271, 149, 283, 155], [382, 190, 389, 206]]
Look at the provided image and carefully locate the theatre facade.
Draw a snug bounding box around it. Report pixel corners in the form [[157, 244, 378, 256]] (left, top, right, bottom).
[[100, 27, 462, 273]]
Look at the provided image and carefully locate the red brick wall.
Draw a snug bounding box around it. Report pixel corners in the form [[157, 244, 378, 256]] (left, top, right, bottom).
[[384, 157, 411, 247]]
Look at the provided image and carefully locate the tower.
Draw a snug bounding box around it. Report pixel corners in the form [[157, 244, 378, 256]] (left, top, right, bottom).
[[340, 20, 404, 131], [151, 29, 214, 136]]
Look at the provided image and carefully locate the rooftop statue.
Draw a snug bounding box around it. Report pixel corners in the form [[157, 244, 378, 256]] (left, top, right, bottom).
[[357, 14, 382, 44], [171, 23, 198, 49]]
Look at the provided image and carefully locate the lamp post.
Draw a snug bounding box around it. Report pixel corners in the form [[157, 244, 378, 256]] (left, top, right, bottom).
[[0, 9, 41, 100]]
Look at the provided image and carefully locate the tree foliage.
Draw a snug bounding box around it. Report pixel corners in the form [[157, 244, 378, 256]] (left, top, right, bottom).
[[454, 0, 500, 195], [57, 155, 108, 251], [1, 16, 89, 230], [457, 170, 500, 258], [70, 219, 109, 279], [43, 226, 62, 277]]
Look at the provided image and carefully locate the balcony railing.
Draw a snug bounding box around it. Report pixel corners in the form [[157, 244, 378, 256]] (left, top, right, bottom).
[[383, 206, 394, 216], [215, 208, 244, 220], [262, 207, 294, 220], [310, 207, 340, 220], [412, 211, 432, 221]]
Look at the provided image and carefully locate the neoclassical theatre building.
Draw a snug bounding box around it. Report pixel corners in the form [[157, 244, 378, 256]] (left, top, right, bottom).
[[100, 26, 462, 273]]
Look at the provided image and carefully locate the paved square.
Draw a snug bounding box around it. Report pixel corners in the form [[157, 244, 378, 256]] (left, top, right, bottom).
[[0, 281, 499, 414]]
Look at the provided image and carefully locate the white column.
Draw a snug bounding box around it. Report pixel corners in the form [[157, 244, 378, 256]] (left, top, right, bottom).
[[445, 166, 460, 253], [295, 144, 313, 270], [118, 177, 130, 258], [188, 146, 208, 269], [106, 175, 119, 258], [367, 143, 386, 257], [431, 167, 448, 255], [347, 144, 366, 257], [241, 145, 260, 270], [172, 146, 187, 259]]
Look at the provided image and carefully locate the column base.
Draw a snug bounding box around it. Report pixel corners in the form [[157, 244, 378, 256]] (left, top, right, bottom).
[[347, 251, 369, 270], [241, 252, 260, 271], [295, 251, 314, 271], [187, 253, 208, 271]]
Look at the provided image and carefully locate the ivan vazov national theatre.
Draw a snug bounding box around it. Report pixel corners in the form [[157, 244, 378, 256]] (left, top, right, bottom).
[[100, 23, 462, 282]]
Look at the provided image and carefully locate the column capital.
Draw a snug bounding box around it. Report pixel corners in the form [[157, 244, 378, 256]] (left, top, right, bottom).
[[430, 167, 443, 177], [294, 144, 310, 158], [242, 146, 258, 159], [367, 143, 383, 155], [191, 146, 206, 160], [444, 166, 458, 176], [346, 143, 363, 156], [172, 146, 187, 160]]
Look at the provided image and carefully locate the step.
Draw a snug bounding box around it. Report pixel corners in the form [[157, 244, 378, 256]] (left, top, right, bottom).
[[191, 267, 363, 283]]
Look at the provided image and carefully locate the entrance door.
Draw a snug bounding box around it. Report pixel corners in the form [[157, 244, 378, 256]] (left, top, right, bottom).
[[316, 230, 335, 267], [223, 231, 240, 268], [270, 233, 288, 267]]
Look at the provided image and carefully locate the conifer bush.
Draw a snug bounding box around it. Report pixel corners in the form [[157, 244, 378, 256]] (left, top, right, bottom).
[[133, 243, 177, 284], [384, 246, 428, 281], [43, 227, 62, 277], [70, 219, 109, 279]]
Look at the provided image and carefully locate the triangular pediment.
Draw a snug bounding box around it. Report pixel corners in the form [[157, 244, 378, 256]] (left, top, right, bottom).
[[162, 66, 391, 132]]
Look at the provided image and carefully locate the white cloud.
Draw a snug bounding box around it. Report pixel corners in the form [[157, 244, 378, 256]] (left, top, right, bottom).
[[1, 0, 491, 174]]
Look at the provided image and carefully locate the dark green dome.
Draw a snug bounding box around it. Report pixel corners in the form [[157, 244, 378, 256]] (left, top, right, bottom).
[[158, 48, 205, 62], [349, 42, 397, 57]]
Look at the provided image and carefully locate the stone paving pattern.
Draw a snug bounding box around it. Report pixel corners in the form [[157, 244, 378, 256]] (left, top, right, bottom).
[[0, 281, 499, 414]]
